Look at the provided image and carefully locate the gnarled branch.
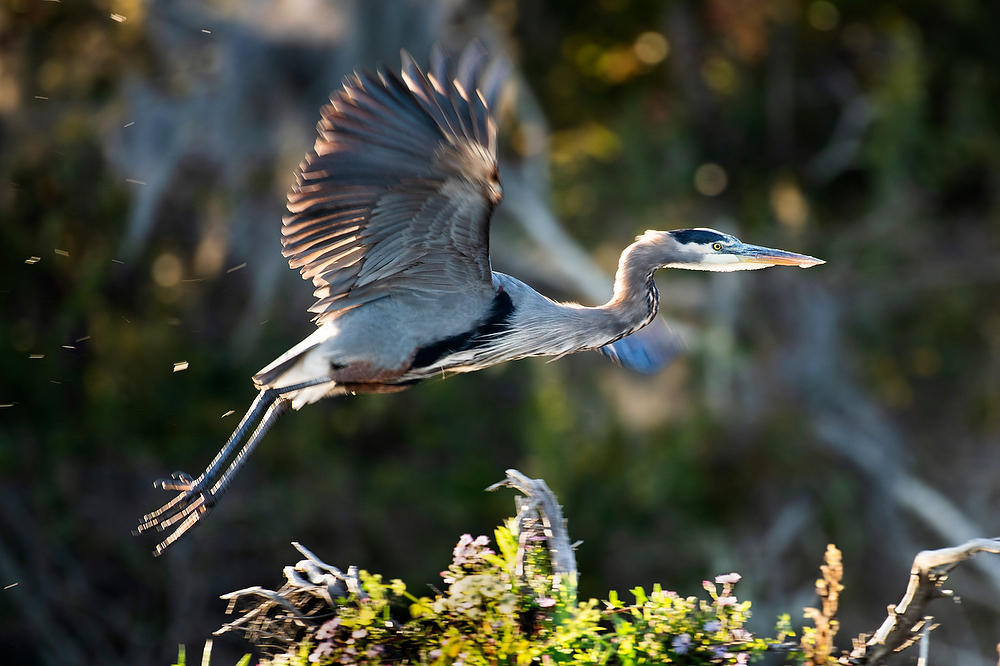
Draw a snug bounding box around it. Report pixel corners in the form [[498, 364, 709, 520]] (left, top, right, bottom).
[[486, 468, 578, 589], [852, 538, 1000, 664]]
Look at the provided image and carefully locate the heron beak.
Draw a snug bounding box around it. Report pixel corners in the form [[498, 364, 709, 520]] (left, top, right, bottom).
[[737, 244, 825, 268]]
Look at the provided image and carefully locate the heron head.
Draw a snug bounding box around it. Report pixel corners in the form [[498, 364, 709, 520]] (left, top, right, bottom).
[[651, 228, 824, 272]]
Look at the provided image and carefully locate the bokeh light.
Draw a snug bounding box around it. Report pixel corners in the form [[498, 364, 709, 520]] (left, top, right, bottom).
[[694, 163, 728, 196], [633, 31, 669, 65]]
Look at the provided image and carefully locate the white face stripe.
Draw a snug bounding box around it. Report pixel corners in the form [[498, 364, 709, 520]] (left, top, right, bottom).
[[667, 258, 771, 272]]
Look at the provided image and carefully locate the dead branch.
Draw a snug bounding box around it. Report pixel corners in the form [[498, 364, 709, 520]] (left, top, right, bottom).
[[486, 468, 578, 588], [852, 538, 1000, 664], [213, 541, 362, 645]]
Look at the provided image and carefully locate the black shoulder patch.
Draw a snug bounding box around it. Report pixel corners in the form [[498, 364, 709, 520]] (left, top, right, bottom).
[[671, 229, 725, 245], [409, 289, 514, 370]]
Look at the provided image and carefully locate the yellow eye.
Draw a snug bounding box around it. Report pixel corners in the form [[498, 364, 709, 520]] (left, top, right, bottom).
[[712, 242, 723, 251]]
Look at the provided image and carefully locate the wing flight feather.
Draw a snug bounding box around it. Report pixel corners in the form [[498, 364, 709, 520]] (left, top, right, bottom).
[[282, 44, 506, 324]]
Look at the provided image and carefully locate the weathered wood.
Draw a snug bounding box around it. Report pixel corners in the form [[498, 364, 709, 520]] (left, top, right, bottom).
[[486, 468, 578, 589], [852, 538, 1000, 664]]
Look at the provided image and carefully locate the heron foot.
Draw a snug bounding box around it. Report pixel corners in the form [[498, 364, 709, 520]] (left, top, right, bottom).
[[134, 471, 217, 555]]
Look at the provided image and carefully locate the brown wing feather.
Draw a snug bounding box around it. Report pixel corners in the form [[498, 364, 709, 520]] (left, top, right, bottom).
[[282, 44, 504, 325]]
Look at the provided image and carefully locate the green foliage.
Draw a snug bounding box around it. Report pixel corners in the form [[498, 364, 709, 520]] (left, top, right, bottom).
[[171, 642, 252, 666], [251, 522, 792, 665]]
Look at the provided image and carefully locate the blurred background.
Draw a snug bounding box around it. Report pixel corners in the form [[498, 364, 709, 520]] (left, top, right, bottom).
[[2, 0, 999, 663]]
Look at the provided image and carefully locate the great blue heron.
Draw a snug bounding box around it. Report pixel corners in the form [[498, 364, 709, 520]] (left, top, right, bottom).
[[136, 44, 822, 555]]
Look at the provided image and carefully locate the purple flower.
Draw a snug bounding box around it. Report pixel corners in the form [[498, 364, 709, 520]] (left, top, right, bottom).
[[703, 619, 721, 633], [671, 633, 692, 654], [315, 617, 341, 639], [308, 642, 334, 663], [451, 534, 494, 567], [712, 645, 729, 659]]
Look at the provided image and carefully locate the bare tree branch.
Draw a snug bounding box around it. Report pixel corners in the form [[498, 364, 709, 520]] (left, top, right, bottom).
[[852, 538, 1000, 664]]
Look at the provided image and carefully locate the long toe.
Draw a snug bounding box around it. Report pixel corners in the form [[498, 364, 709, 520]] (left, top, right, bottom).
[[136, 474, 205, 532], [152, 496, 212, 556], [154, 492, 209, 531], [154, 471, 196, 492]]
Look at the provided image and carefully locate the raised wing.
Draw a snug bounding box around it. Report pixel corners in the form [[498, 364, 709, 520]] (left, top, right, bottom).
[[282, 44, 506, 324]]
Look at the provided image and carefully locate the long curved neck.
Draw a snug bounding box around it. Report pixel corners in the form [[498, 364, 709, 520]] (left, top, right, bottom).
[[517, 235, 665, 356], [597, 233, 666, 340], [479, 235, 671, 363]]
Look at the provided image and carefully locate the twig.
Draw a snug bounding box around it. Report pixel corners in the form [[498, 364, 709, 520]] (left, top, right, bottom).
[[217, 586, 309, 622], [916, 619, 931, 666]]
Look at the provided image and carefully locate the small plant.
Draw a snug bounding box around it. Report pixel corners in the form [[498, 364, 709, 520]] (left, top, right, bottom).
[[800, 544, 844, 665], [171, 641, 251, 666]]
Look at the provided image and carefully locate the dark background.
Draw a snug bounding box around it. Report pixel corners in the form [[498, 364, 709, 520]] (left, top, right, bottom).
[[2, 0, 999, 663]]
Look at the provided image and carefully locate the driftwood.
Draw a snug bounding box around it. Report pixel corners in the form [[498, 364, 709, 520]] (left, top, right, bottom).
[[486, 468, 578, 589], [851, 538, 1000, 664]]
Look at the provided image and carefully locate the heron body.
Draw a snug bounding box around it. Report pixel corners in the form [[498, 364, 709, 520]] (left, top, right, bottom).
[[136, 44, 822, 554]]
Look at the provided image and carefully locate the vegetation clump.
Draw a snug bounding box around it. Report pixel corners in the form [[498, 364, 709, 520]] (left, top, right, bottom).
[[225, 518, 794, 665]]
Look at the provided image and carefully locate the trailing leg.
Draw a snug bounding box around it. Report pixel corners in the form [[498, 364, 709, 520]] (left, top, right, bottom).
[[146, 399, 290, 555], [135, 377, 332, 554], [136, 388, 278, 527]]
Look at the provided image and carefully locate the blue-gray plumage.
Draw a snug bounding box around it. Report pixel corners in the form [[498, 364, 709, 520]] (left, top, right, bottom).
[[135, 44, 823, 555]]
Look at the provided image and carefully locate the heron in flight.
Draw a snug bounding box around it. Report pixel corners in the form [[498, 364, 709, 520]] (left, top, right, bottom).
[[136, 44, 822, 554]]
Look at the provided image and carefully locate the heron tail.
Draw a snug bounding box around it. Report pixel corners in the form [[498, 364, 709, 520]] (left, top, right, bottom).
[[252, 343, 321, 388]]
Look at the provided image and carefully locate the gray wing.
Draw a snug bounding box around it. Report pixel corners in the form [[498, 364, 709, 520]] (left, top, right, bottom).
[[282, 44, 505, 324]]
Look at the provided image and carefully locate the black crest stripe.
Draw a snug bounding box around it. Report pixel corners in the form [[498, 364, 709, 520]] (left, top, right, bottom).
[[672, 229, 725, 245]]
